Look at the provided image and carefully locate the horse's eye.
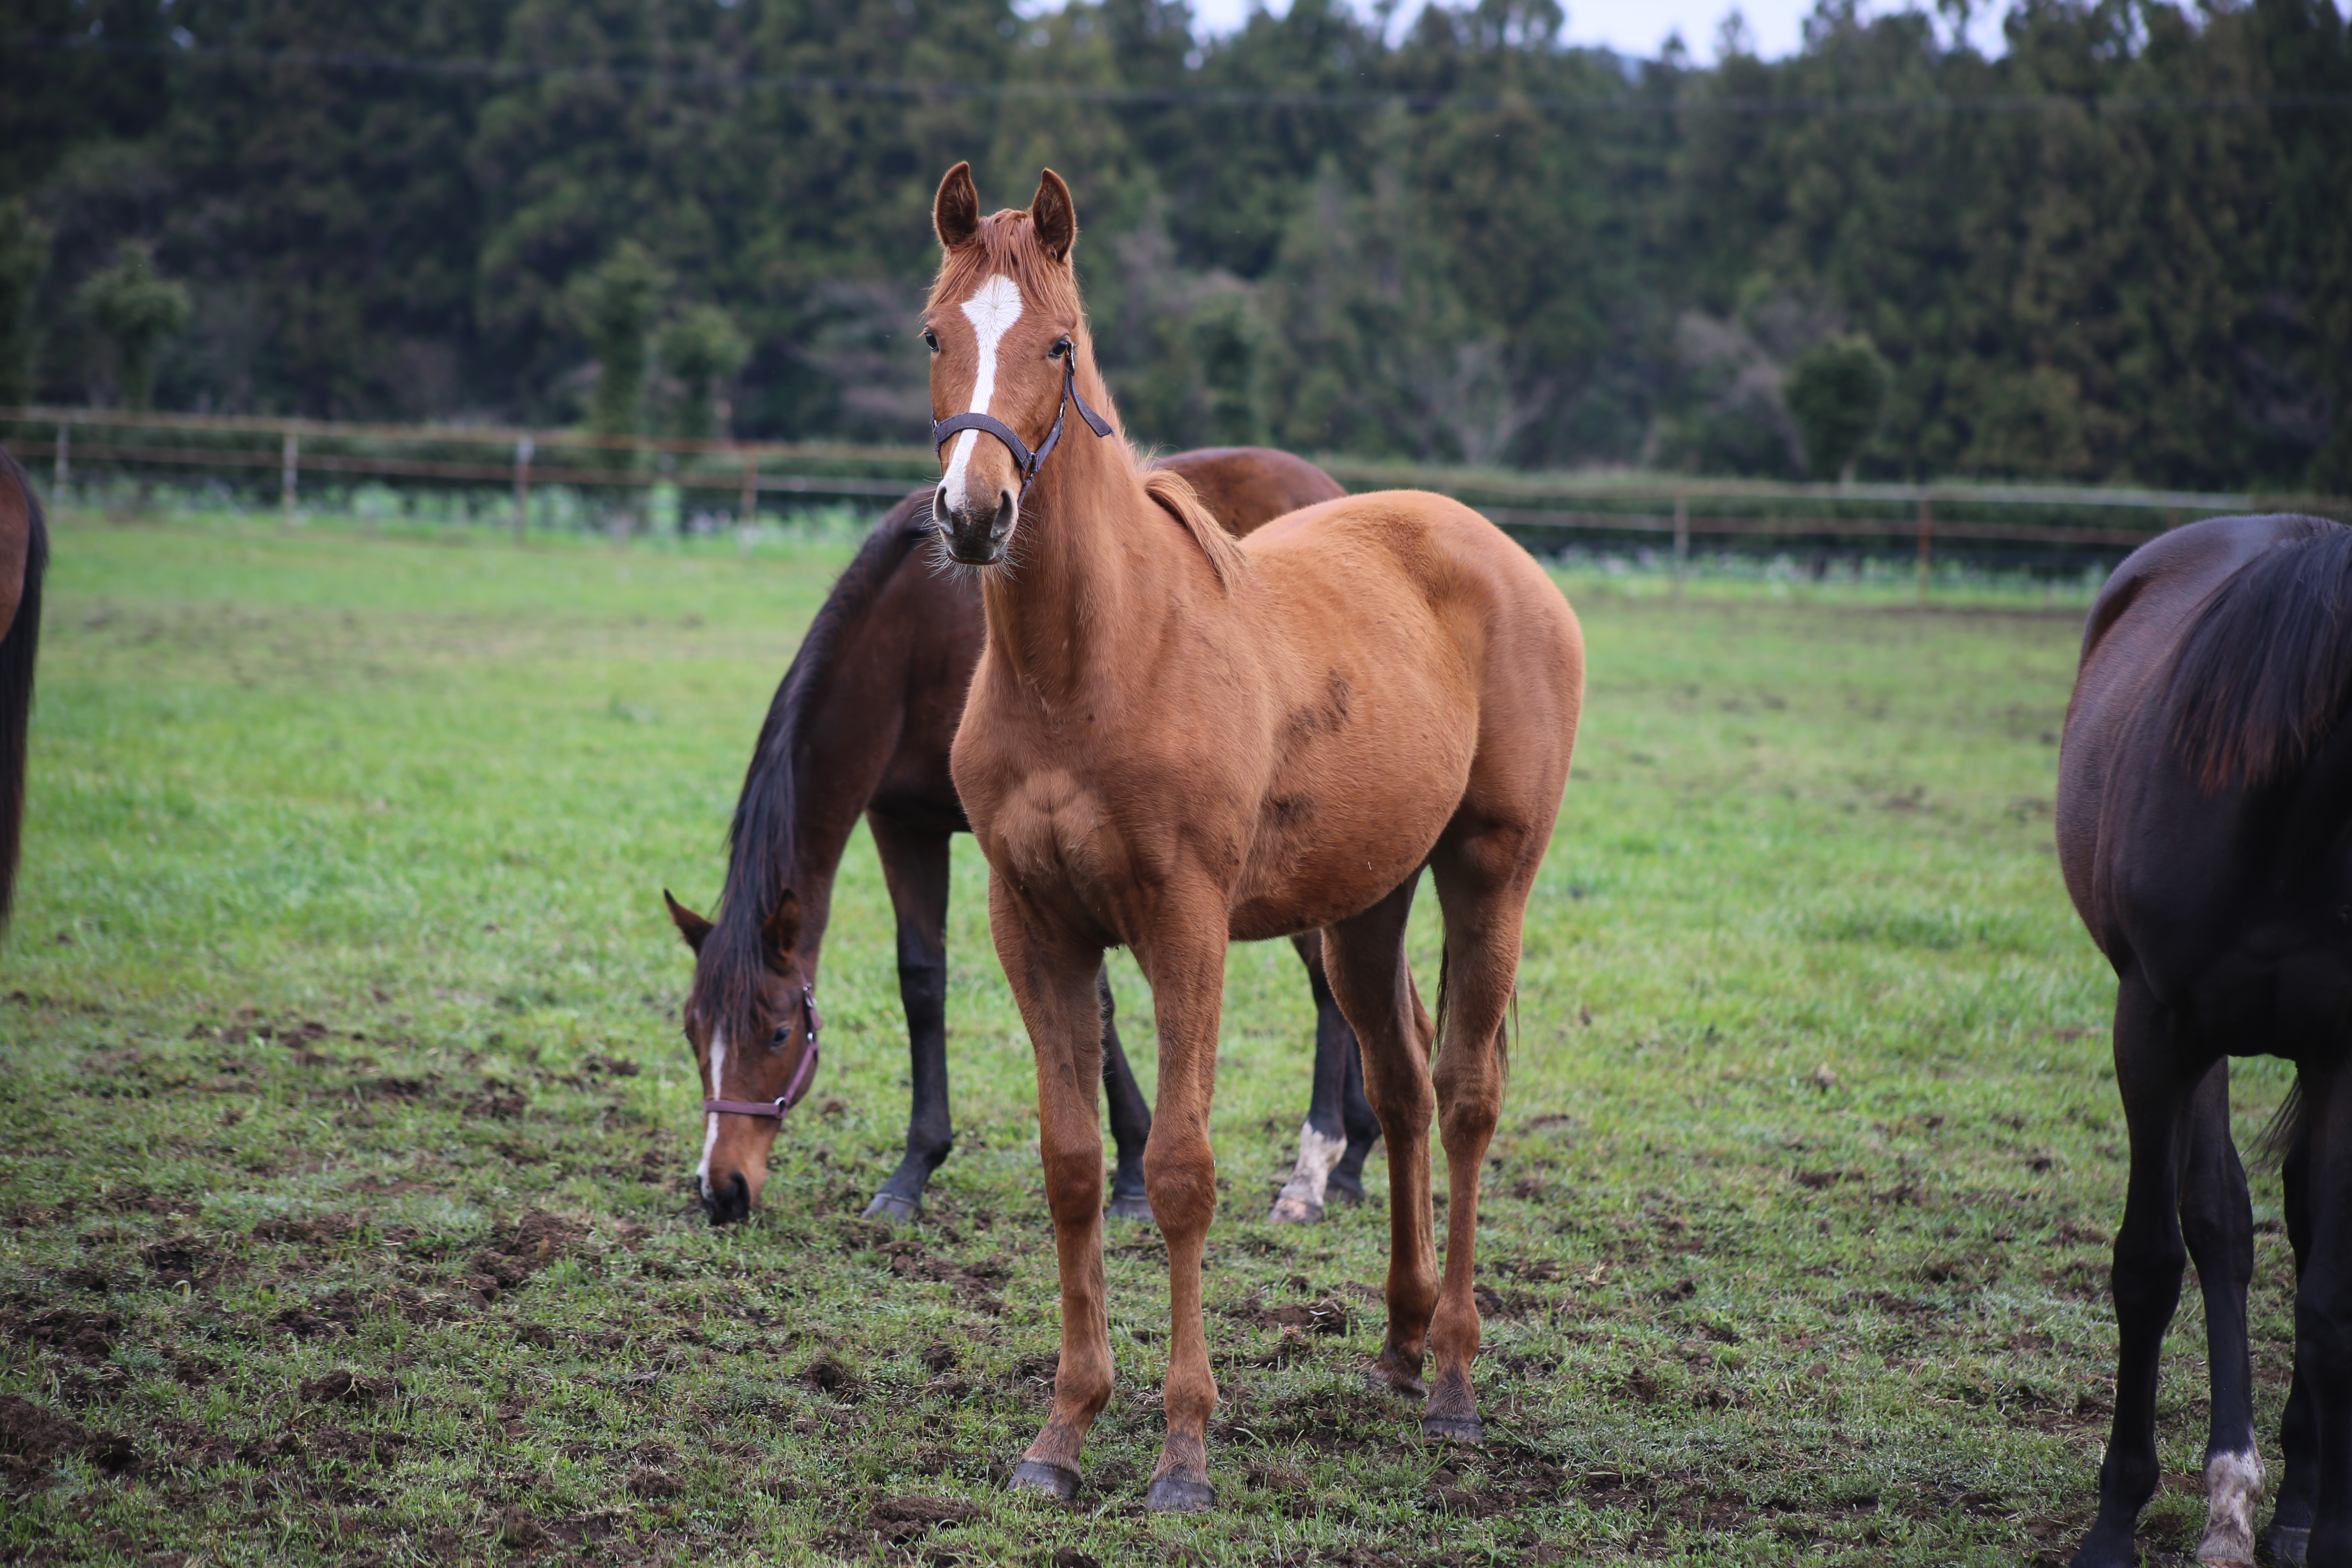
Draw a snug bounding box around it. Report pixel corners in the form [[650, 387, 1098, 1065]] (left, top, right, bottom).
[[922, 328, 940, 352], [1048, 339, 1070, 360], [768, 1027, 792, 1051]]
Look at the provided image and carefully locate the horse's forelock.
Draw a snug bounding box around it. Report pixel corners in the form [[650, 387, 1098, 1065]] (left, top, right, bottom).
[[930, 209, 1080, 320]]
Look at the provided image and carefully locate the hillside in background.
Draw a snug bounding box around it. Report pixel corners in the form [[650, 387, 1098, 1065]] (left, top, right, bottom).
[[3, 0, 2348, 489]]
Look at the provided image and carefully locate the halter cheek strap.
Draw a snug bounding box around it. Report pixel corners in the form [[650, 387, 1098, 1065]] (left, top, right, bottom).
[[930, 349, 1113, 497], [702, 985, 822, 1120]]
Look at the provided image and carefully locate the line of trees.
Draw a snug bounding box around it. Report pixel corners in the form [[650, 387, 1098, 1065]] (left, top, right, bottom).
[[4, 0, 2348, 489]]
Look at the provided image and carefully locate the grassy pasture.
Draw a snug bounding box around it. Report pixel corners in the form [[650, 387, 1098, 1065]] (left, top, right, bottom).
[[0, 511, 2296, 1565]]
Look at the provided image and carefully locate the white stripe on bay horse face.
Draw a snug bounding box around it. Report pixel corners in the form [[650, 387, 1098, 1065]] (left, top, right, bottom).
[[939, 274, 1024, 512], [697, 1027, 728, 1200]]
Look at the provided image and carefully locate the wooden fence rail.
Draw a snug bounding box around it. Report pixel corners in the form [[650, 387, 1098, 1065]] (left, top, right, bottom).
[[8, 404, 2348, 566]]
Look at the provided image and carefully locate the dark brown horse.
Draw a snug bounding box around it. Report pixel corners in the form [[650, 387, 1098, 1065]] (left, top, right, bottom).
[[928, 166, 1582, 1511], [2059, 513, 2352, 1568], [0, 449, 45, 935], [664, 446, 1379, 1225]]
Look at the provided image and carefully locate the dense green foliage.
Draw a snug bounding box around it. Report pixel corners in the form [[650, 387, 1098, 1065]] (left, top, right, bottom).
[[8, 0, 2350, 488], [0, 510, 2292, 1561]]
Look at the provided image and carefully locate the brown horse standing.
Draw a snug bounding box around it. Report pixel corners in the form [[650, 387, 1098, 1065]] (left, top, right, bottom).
[[0, 449, 46, 933], [925, 165, 1584, 1510], [664, 448, 1381, 1225]]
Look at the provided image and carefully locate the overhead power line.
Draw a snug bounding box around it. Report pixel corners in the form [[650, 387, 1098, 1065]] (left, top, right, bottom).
[[13, 30, 2352, 116]]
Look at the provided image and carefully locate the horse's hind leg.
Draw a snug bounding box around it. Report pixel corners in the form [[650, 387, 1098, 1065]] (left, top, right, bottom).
[[2075, 975, 2201, 1568], [1272, 931, 1375, 1223], [2289, 1067, 2352, 1568], [865, 814, 953, 1222], [2275, 1094, 2318, 1564], [1098, 968, 1154, 1221], [2178, 1060, 2261, 1566], [1412, 823, 1545, 1444], [1322, 875, 1438, 1398]]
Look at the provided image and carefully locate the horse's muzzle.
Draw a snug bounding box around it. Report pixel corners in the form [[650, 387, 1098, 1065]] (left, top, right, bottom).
[[935, 484, 1015, 565], [702, 1169, 753, 1225]]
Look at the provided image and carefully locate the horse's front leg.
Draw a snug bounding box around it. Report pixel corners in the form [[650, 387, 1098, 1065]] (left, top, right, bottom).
[[2292, 1064, 2352, 1568], [989, 881, 1116, 1503], [865, 814, 953, 1222], [1131, 905, 1232, 1512], [1098, 967, 1156, 1221], [2075, 975, 2202, 1568], [2178, 1060, 2261, 1567]]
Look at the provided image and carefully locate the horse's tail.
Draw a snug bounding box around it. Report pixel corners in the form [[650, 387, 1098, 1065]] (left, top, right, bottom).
[[2256, 1078, 2307, 1171], [2166, 516, 2352, 793], [0, 455, 45, 935]]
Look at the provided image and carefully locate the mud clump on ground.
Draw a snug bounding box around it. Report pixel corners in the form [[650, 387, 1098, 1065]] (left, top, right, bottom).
[[470, 1208, 586, 1297]]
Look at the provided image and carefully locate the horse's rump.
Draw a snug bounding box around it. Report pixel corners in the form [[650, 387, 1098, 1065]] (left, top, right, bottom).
[[2163, 515, 2352, 794]]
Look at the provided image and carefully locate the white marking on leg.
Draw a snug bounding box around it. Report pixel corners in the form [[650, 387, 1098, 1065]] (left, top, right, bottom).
[[697, 1029, 728, 1200], [1272, 1120, 1348, 1221], [2198, 1447, 2263, 1566], [940, 275, 1024, 511]]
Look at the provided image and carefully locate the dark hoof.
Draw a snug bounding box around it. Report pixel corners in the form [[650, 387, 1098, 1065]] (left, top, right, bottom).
[[1327, 1172, 1367, 1205], [2267, 1525, 2310, 1567], [1007, 1460, 1080, 1502], [1106, 1189, 1156, 1223], [1268, 1194, 1324, 1225], [1145, 1474, 1215, 1513], [862, 1191, 922, 1223], [1421, 1412, 1483, 1444]]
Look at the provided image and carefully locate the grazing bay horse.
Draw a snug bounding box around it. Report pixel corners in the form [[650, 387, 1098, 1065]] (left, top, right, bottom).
[[2059, 514, 2352, 1568], [926, 164, 1582, 1510], [0, 449, 45, 934], [664, 450, 1380, 1225]]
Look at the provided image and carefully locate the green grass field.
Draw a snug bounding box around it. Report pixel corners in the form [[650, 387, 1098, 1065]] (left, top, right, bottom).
[[0, 509, 2294, 1565]]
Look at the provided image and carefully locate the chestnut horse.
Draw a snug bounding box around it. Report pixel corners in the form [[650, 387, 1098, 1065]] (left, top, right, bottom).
[[2059, 514, 2352, 1568], [0, 449, 45, 934], [663, 449, 1380, 1225], [926, 165, 1583, 1510]]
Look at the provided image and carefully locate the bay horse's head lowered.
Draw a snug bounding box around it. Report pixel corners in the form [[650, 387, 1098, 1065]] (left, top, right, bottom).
[[663, 887, 820, 1224], [923, 162, 1114, 567]]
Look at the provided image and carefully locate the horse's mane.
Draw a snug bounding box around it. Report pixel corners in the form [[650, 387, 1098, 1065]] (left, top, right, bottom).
[[1141, 466, 1244, 589], [2165, 515, 2352, 793], [702, 494, 931, 1044]]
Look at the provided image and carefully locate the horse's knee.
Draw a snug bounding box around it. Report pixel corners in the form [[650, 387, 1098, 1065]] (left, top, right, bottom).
[[1039, 1144, 1105, 1223], [2295, 1296, 2352, 1385], [1142, 1140, 1216, 1232]]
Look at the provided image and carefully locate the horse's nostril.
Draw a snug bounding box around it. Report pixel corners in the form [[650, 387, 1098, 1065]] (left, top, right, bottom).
[[933, 485, 953, 528], [703, 1170, 753, 1225], [992, 490, 1017, 540]]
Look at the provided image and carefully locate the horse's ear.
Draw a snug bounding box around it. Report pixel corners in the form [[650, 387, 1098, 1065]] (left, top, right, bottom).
[[664, 890, 713, 953], [935, 163, 981, 251], [763, 889, 802, 964], [1031, 169, 1076, 263]]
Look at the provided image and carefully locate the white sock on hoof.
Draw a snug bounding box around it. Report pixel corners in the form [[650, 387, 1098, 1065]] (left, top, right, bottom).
[[2197, 1448, 2263, 1566], [1273, 1120, 1348, 1215]]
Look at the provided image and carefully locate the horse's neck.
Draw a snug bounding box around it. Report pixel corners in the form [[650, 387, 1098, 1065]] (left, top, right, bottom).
[[976, 438, 1175, 706]]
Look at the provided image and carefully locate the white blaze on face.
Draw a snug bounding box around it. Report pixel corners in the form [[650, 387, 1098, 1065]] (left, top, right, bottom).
[[939, 274, 1024, 511], [697, 1028, 727, 1198]]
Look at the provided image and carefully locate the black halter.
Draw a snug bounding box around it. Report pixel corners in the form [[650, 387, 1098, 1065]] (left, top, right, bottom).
[[930, 346, 1113, 497]]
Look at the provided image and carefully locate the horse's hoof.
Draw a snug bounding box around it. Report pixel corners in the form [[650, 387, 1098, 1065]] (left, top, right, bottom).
[[1106, 1190, 1156, 1223], [1422, 1412, 1483, 1444], [1145, 1473, 1215, 1513], [1007, 1460, 1080, 1503], [1365, 1352, 1426, 1399], [1327, 1172, 1367, 1205], [2265, 1525, 2310, 1567], [1268, 1194, 1323, 1225], [862, 1192, 922, 1223]]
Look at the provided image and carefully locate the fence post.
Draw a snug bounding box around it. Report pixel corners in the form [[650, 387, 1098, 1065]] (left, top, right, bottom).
[[512, 437, 534, 545], [1673, 494, 1688, 600], [1915, 492, 1932, 598], [53, 422, 68, 499], [281, 430, 300, 523]]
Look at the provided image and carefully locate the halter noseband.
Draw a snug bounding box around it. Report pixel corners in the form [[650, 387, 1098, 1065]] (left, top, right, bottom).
[[930, 346, 1113, 496], [702, 983, 822, 1120]]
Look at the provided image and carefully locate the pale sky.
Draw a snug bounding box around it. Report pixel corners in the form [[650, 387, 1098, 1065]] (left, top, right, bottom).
[[1187, 0, 2011, 60]]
